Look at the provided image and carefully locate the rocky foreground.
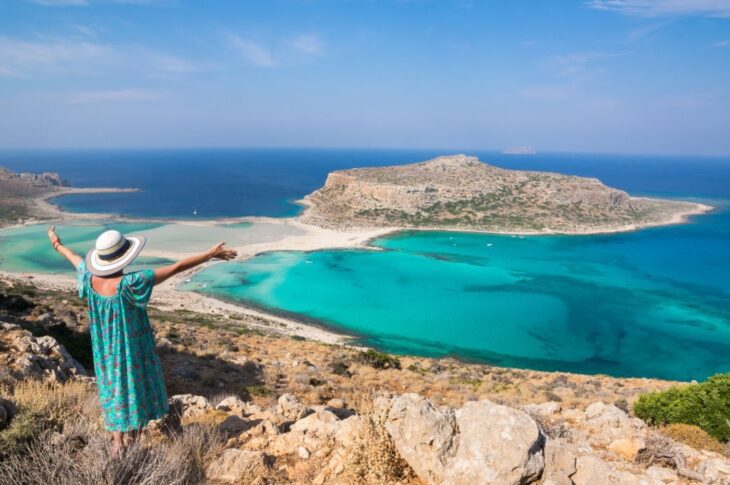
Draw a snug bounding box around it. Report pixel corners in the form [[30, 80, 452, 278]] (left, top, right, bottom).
[[1, 280, 729, 484], [302, 155, 710, 233]]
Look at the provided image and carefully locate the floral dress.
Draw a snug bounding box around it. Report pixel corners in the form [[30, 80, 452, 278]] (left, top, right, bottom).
[[77, 261, 169, 431]]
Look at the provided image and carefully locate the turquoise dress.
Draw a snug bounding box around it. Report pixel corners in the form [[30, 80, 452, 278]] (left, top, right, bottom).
[[77, 262, 169, 432]]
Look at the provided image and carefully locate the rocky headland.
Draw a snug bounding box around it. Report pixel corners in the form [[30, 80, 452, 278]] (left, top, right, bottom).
[[301, 155, 712, 234], [0, 166, 136, 228]]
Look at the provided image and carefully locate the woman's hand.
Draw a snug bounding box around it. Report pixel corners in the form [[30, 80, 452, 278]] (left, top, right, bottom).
[[48, 226, 61, 248], [206, 241, 238, 261]]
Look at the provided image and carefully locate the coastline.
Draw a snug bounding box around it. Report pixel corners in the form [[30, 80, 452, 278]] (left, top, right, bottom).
[[0, 187, 717, 368]]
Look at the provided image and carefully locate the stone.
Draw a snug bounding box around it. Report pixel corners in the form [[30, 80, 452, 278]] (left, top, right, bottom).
[[608, 437, 646, 461], [585, 402, 630, 427], [326, 398, 346, 409], [542, 438, 577, 485], [205, 449, 271, 483], [571, 455, 623, 485], [523, 401, 562, 416], [169, 394, 212, 418], [277, 393, 311, 421], [697, 458, 730, 484], [219, 415, 253, 437], [645, 466, 680, 483], [383, 393, 458, 484], [443, 400, 545, 485], [298, 446, 310, 459], [215, 395, 248, 413]]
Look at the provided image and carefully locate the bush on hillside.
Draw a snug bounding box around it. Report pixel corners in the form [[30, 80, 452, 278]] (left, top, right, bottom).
[[355, 349, 401, 370], [633, 373, 730, 442]]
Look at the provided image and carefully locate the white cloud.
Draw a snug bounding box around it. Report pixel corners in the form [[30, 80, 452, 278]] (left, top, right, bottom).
[[0, 35, 202, 79], [0, 36, 111, 77], [67, 88, 160, 103], [546, 51, 628, 79], [713, 40, 730, 47], [587, 0, 730, 17], [289, 34, 325, 55], [228, 35, 276, 67]]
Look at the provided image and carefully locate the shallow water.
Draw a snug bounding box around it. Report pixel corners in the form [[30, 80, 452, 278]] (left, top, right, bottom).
[[0, 222, 171, 274], [182, 204, 730, 381]]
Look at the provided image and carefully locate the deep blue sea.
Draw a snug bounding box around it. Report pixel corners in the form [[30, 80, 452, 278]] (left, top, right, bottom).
[[2, 148, 729, 381], [1, 148, 728, 217]]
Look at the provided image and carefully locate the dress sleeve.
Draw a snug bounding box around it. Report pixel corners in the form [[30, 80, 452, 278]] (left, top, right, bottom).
[[76, 261, 89, 299], [122, 270, 156, 307]]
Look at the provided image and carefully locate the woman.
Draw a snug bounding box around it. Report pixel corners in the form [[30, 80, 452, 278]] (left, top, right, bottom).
[[47, 225, 237, 456]]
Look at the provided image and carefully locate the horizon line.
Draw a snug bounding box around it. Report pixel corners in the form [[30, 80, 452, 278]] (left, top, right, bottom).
[[0, 146, 729, 159]]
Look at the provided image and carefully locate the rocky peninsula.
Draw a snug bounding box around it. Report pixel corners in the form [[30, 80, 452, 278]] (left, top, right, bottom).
[[0, 166, 137, 228], [301, 155, 712, 234]]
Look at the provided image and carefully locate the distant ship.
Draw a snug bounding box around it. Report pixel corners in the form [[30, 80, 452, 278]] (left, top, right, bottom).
[[502, 146, 537, 155]]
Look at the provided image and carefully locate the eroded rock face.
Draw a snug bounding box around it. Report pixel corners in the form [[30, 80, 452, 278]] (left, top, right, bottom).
[[383, 393, 458, 484], [0, 322, 86, 383], [445, 400, 545, 485], [380, 395, 547, 485]]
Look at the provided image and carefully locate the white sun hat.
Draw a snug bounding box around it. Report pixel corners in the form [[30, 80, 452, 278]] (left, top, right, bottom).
[[85, 229, 146, 276]]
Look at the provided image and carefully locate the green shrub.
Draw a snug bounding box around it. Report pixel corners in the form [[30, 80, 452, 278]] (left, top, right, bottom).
[[633, 373, 730, 442], [355, 350, 401, 370]]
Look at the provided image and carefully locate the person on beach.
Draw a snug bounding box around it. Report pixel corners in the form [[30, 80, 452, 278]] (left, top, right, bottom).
[[47, 225, 237, 456]]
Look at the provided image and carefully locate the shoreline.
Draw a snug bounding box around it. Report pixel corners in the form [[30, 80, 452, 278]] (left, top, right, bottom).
[[0, 188, 717, 377]]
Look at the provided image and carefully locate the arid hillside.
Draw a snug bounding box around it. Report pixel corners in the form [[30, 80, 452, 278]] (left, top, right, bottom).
[[1, 276, 729, 484], [302, 155, 709, 233]]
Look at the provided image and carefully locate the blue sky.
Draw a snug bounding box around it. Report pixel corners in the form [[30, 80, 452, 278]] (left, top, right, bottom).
[[1, 0, 729, 155]]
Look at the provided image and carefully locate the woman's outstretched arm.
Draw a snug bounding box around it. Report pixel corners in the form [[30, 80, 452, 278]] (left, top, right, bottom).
[[48, 226, 83, 268], [153, 241, 237, 286]]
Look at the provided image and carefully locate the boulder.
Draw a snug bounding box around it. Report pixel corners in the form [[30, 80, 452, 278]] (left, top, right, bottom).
[[205, 449, 271, 483], [697, 458, 730, 484], [169, 394, 212, 418], [383, 393, 458, 484], [277, 393, 311, 421], [443, 400, 545, 485], [584, 402, 631, 429], [215, 395, 248, 413], [219, 415, 254, 437], [542, 438, 577, 485], [523, 402, 562, 417]]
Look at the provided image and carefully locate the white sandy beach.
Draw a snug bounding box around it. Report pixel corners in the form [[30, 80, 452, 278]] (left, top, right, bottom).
[[0, 187, 715, 346]]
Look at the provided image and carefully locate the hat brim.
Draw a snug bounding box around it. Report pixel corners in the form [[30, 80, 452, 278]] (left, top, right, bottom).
[[85, 235, 146, 277]]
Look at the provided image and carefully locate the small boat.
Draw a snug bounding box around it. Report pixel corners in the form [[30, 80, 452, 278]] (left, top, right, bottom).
[[305, 260, 313, 264], [193, 208, 198, 215], [487, 243, 493, 247]]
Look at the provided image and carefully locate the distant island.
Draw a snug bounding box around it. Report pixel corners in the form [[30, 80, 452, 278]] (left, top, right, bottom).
[[502, 146, 537, 155], [301, 155, 712, 234]]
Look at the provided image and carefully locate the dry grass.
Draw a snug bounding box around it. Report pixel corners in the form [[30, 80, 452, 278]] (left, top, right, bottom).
[[0, 379, 97, 457], [0, 380, 225, 485], [660, 423, 728, 455], [342, 392, 415, 484]]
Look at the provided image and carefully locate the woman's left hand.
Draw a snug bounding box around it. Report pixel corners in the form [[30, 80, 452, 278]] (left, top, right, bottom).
[[48, 225, 61, 247]]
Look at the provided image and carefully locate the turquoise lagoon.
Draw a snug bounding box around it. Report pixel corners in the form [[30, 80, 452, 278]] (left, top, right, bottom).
[[0, 222, 172, 274], [181, 205, 730, 382]]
